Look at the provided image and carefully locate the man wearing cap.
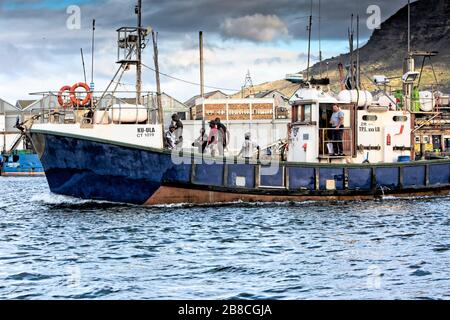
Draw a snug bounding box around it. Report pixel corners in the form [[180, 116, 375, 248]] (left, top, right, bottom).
[[237, 132, 259, 159]]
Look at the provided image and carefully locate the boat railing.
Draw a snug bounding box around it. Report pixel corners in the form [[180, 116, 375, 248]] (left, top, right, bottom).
[[25, 91, 160, 126], [405, 94, 449, 113], [320, 128, 353, 157]]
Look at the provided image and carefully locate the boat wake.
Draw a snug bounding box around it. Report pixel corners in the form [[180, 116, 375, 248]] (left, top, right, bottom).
[[150, 200, 321, 209], [29, 192, 450, 209], [30, 192, 129, 209], [380, 193, 450, 201]]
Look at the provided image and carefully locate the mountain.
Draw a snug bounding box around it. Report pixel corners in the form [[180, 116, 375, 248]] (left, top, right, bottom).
[[238, 0, 450, 97], [311, 0, 450, 93]]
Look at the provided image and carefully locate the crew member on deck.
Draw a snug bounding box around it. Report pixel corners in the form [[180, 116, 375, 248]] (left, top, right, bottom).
[[171, 113, 183, 150], [237, 132, 260, 160], [330, 104, 345, 156], [215, 117, 228, 156], [207, 121, 219, 157], [165, 125, 176, 150], [192, 128, 208, 154]]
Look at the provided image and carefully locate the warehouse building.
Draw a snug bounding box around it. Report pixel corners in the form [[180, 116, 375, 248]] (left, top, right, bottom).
[[1, 98, 23, 152]]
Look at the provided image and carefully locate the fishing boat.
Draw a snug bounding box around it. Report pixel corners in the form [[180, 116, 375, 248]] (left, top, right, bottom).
[[1, 150, 44, 177], [18, 1, 450, 205]]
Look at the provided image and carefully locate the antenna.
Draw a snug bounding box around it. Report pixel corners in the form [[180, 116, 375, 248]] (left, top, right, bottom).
[[306, 0, 313, 81], [91, 19, 95, 87], [242, 70, 254, 98], [136, 0, 143, 104], [407, 0, 411, 54], [199, 31, 204, 98], [90, 19, 95, 107], [318, 0, 322, 78], [348, 14, 355, 89], [403, 0, 414, 110], [356, 15, 360, 89], [152, 30, 163, 126], [80, 48, 87, 84]]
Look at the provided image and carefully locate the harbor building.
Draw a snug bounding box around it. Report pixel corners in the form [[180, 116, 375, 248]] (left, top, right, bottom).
[[1, 98, 24, 152], [185, 90, 230, 120]]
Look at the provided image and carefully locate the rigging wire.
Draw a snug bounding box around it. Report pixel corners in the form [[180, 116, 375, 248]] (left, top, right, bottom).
[[141, 62, 240, 92]]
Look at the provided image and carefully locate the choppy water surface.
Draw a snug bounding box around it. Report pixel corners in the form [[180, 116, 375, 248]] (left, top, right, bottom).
[[0, 177, 449, 299]]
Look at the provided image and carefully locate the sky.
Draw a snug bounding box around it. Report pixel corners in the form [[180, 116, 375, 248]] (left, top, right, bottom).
[[0, 0, 413, 104]]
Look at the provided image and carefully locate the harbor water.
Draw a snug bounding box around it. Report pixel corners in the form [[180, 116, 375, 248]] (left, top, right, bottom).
[[0, 177, 449, 299]]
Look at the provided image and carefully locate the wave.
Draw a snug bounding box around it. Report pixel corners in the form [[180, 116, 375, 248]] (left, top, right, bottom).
[[30, 192, 134, 210], [31, 192, 107, 205], [150, 200, 320, 209]]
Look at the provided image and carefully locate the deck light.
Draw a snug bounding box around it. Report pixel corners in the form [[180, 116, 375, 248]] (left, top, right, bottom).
[[402, 71, 420, 84], [373, 75, 390, 85]]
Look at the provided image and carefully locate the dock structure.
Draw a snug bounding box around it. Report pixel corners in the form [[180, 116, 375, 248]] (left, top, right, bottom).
[[0, 98, 23, 153]]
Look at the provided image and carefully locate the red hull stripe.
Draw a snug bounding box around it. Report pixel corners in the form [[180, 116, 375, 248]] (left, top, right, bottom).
[[144, 186, 450, 205]]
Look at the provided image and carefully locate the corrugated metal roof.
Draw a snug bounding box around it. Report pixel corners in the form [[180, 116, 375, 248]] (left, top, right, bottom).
[[16, 100, 37, 109], [184, 90, 229, 108], [0, 98, 20, 113]]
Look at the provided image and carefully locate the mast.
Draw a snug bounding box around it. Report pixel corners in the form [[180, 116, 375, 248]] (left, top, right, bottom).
[[91, 19, 95, 107], [404, 0, 414, 110], [356, 15, 360, 89], [407, 0, 411, 54], [91, 19, 95, 86], [80, 48, 87, 84], [136, 0, 142, 104], [2, 129, 5, 153], [318, 0, 322, 78], [306, 0, 313, 81], [152, 30, 163, 125], [199, 31, 205, 98], [348, 14, 354, 89]]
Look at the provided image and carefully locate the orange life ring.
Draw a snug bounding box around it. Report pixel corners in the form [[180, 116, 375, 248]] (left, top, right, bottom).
[[70, 82, 92, 106], [57, 85, 72, 108]]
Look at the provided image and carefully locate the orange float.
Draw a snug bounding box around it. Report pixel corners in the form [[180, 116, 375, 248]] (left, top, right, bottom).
[[70, 82, 92, 106], [57, 85, 72, 108]]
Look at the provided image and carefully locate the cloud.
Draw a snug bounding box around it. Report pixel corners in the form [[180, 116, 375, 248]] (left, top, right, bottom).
[[138, 0, 409, 41], [155, 44, 310, 101], [254, 57, 283, 65], [0, 0, 414, 103], [221, 14, 288, 42], [297, 53, 320, 62]]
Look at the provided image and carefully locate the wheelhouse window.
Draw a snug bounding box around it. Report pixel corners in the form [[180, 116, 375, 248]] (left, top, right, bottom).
[[362, 115, 378, 121], [393, 116, 408, 122], [292, 104, 312, 123]]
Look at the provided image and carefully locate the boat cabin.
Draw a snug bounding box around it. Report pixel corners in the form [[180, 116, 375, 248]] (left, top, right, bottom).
[[287, 87, 412, 164]]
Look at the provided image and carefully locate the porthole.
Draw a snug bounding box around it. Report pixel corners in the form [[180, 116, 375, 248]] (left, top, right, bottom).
[[362, 115, 377, 121], [393, 116, 408, 122]]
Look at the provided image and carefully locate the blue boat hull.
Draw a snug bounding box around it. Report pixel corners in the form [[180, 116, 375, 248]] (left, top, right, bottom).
[[1, 153, 45, 177], [31, 132, 450, 205]]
